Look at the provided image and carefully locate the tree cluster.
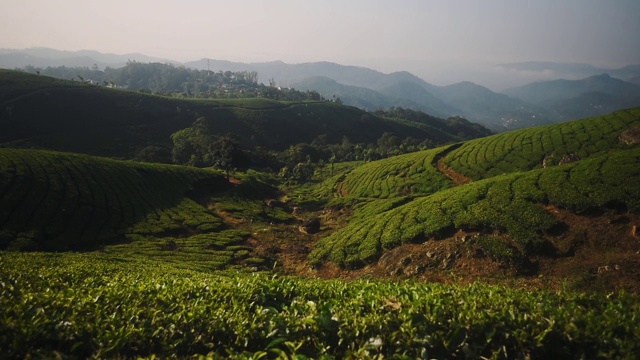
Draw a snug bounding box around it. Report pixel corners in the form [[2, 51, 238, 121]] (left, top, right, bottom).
[[22, 63, 324, 101], [168, 117, 435, 184], [170, 118, 250, 180], [274, 133, 434, 184]]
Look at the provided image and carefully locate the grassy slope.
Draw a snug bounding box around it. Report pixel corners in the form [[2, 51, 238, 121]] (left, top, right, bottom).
[[0, 148, 282, 271], [311, 108, 640, 268], [338, 147, 452, 199], [0, 70, 469, 158], [443, 107, 640, 179]]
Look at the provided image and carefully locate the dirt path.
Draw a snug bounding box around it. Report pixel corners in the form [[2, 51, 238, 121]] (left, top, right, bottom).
[[437, 157, 472, 186], [432, 144, 472, 186]]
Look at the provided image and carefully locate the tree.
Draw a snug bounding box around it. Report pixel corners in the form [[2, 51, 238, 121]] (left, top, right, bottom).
[[377, 132, 400, 158], [286, 143, 319, 165], [205, 136, 246, 181], [171, 118, 249, 180], [171, 127, 202, 165], [306, 90, 322, 101]]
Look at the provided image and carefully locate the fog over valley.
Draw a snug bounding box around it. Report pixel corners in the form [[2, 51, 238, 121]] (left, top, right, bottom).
[[1, 0, 639, 90]]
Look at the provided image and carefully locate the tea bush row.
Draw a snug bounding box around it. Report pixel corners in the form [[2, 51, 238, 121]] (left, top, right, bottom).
[[0, 148, 226, 250], [1, 252, 639, 359], [338, 147, 451, 199], [443, 107, 640, 180]]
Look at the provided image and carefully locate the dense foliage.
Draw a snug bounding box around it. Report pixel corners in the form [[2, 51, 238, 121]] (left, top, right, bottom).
[[2, 253, 639, 359], [21, 62, 323, 101]]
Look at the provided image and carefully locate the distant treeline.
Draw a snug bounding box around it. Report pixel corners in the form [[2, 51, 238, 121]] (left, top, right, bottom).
[[21, 62, 324, 101]]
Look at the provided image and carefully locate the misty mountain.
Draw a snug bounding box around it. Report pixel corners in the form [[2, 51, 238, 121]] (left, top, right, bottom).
[[503, 74, 640, 105], [375, 80, 460, 117], [435, 82, 555, 129], [545, 92, 640, 121], [497, 61, 640, 83], [188, 59, 564, 130], [4, 48, 639, 132], [188, 59, 550, 130], [0, 47, 175, 70], [185, 59, 409, 90], [290, 76, 428, 114]]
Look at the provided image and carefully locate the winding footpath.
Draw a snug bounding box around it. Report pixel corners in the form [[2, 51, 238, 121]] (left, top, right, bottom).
[[436, 156, 472, 186]]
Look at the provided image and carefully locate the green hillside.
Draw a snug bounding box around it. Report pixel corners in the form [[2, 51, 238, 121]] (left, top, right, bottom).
[[442, 107, 640, 179], [0, 70, 481, 159], [337, 147, 451, 199], [311, 108, 640, 268], [1, 73, 640, 358], [0, 148, 283, 270], [312, 148, 640, 267]]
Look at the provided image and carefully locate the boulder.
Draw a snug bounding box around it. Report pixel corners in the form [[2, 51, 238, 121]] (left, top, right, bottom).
[[299, 218, 321, 234]]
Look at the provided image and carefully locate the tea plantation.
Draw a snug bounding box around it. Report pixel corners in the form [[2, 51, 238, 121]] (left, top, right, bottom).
[[2, 253, 639, 359], [0, 149, 268, 270], [312, 108, 640, 267], [443, 107, 640, 179], [2, 106, 640, 358]]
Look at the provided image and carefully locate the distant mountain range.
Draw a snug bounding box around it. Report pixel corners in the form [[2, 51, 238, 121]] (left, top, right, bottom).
[[496, 61, 640, 84], [0, 47, 175, 69], [503, 74, 640, 121], [2, 47, 640, 131]]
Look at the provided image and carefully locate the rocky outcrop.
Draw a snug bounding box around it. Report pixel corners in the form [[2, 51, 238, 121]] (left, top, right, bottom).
[[558, 153, 580, 165], [619, 125, 640, 145], [543, 153, 580, 167]]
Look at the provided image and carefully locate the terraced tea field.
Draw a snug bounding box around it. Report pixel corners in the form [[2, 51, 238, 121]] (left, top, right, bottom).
[[338, 147, 451, 199], [313, 108, 640, 269], [313, 148, 640, 267], [443, 107, 640, 179], [0, 149, 267, 270]]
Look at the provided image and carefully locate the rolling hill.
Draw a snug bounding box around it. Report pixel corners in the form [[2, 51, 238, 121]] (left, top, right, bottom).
[[502, 73, 640, 105], [310, 107, 640, 290], [1, 77, 639, 357], [0, 148, 295, 271], [2, 49, 640, 359], [4, 48, 640, 132], [0, 69, 487, 160], [2, 68, 639, 290]]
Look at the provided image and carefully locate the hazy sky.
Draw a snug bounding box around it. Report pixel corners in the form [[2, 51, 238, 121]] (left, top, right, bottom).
[[2, 0, 639, 89]]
